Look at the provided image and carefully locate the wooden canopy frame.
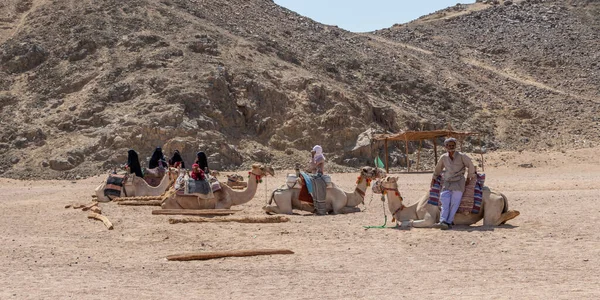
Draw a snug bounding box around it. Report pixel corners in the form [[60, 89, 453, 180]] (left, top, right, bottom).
[[372, 129, 483, 173]]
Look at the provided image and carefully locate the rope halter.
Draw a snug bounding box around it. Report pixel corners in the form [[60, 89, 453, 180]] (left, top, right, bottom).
[[248, 171, 263, 184]]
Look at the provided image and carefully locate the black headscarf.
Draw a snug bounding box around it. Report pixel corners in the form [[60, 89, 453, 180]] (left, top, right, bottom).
[[195, 151, 209, 173], [149, 147, 166, 169], [168, 150, 185, 169], [127, 149, 144, 178]]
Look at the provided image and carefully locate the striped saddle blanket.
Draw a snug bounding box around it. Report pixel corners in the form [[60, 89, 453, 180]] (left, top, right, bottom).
[[428, 173, 485, 214], [104, 174, 127, 200]]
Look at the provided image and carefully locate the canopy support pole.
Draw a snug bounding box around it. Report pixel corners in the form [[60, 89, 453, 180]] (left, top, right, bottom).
[[479, 135, 485, 172], [384, 139, 389, 174], [405, 138, 410, 172], [417, 139, 422, 171], [433, 138, 438, 166]]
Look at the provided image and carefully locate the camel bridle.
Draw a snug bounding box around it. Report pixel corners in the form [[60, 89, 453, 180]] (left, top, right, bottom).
[[381, 181, 406, 222], [248, 171, 264, 184]]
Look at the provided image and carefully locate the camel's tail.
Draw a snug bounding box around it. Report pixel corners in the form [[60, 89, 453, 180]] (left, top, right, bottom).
[[268, 189, 276, 205], [269, 186, 289, 205]]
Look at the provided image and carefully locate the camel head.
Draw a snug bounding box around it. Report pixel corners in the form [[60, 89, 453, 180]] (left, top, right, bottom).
[[372, 176, 398, 194], [251, 163, 275, 177], [374, 168, 387, 179], [360, 166, 386, 179]]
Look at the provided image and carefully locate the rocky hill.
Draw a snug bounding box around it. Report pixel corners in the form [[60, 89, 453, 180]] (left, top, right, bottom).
[[0, 0, 598, 179]]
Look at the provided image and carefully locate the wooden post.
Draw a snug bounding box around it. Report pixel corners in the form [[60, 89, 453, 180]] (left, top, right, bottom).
[[384, 139, 389, 174], [405, 138, 410, 172], [417, 139, 422, 171], [479, 135, 485, 172], [167, 249, 294, 261], [433, 138, 438, 166], [153, 209, 241, 216]]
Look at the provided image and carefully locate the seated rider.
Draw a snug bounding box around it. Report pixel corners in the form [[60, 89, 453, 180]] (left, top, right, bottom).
[[308, 145, 326, 175], [194, 151, 210, 174], [148, 147, 168, 169], [125, 149, 144, 178], [168, 149, 185, 169], [190, 163, 206, 181]]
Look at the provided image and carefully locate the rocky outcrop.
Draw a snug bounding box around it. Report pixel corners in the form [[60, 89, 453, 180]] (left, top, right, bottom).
[[0, 0, 597, 179]]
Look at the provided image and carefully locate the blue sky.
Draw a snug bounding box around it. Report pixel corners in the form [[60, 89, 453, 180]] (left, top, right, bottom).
[[273, 0, 476, 32]]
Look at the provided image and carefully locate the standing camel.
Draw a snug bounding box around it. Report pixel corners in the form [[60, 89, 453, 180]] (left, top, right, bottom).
[[263, 166, 383, 215], [160, 164, 275, 209], [372, 176, 520, 228]]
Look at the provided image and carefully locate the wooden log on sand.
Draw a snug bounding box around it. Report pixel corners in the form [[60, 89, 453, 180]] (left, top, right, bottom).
[[168, 215, 290, 224], [113, 196, 163, 202], [167, 249, 294, 261], [82, 201, 99, 211], [117, 200, 162, 206], [88, 212, 113, 230], [152, 209, 241, 216]]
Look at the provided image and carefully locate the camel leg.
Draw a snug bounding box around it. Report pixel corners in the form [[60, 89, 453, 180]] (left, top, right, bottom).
[[410, 207, 439, 228], [297, 202, 315, 212], [498, 210, 520, 225], [411, 216, 437, 228], [95, 183, 111, 202], [262, 192, 293, 215], [161, 195, 184, 209], [483, 193, 506, 226], [337, 206, 361, 214]]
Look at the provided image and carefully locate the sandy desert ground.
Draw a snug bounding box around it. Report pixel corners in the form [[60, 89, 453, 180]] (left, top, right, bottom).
[[1, 148, 599, 299]]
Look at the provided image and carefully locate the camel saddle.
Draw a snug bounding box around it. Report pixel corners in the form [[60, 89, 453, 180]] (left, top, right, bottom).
[[174, 173, 220, 199], [286, 173, 332, 189], [295, 172, 328, 215], [143, 166, 166, 187], [104, 173, 128, 200]]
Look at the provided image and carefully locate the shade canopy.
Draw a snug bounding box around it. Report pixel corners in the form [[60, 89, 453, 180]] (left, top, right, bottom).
[[372, 130, 479, 141], [372, 129, 483, 173]]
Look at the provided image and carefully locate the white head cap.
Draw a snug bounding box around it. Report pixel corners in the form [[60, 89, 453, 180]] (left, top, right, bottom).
[[444, 137, 457, 146]]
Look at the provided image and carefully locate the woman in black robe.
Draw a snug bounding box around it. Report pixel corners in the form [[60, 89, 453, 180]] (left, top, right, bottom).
[[168, 150, 185, 169], [126, 149, 144, 178], [148, 147, 167, 169], [194, 151, 210, 173]]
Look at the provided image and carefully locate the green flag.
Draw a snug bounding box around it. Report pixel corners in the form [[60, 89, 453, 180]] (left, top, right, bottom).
[[374, 156, 385, 169]]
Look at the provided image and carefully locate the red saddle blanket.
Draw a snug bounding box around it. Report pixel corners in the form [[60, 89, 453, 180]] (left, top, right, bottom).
[[298, 177, 313, 204]]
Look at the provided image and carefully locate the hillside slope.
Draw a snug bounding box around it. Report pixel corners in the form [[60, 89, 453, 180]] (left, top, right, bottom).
[[0, 0, 598, 179]]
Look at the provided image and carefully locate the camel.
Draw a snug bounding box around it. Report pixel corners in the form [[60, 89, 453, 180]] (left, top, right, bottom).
[[372, 176, 520, 228], [160, 164, 275, 209], [262, 166, 384, 215], [94, 168, 176, 202]]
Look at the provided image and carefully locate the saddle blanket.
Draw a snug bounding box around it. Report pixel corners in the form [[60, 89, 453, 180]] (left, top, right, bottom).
[[104, 174, 126, 199], [286, 174, 333, 189], [143, 167, 165, 187], [184, 178, 213, 198], [428, 173, 485, 214], [297, 173, 327, 206]]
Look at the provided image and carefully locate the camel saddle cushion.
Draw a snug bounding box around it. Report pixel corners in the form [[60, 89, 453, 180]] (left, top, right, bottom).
[[179, 178, 214, 200], [286, 174, 332, 189], [428, 173, 485, 214], [144, 167, 166, 187], [104, 174, 127, 200]]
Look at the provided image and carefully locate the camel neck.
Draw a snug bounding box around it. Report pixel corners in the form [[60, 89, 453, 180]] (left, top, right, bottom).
[[347, 175, 370, 207], [231, 170, 262, 206]]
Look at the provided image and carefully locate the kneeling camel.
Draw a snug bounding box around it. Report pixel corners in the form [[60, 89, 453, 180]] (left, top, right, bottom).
[[373, 176, 520, 228]]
